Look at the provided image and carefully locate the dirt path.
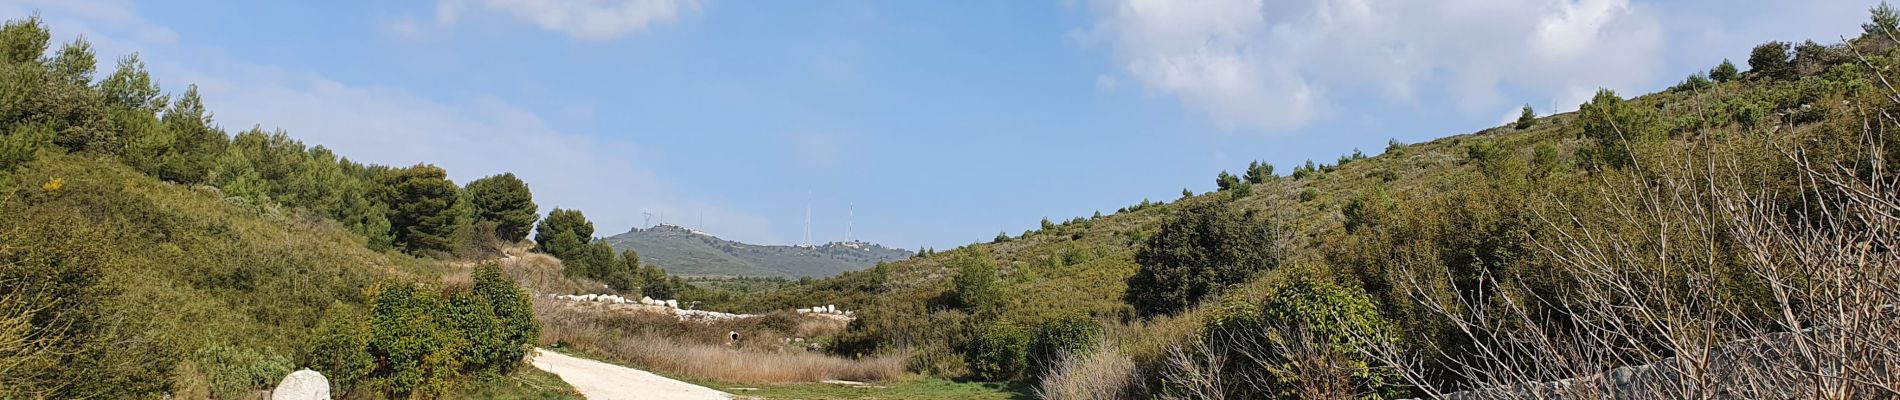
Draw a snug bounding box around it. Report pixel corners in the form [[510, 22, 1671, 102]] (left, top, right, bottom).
[[531, 348, 731, 400]]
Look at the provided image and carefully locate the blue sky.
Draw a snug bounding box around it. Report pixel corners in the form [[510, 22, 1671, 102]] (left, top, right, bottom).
[[2, 0, 1882, 250]]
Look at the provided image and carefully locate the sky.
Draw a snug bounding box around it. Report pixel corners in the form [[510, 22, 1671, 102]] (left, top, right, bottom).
[[0, 0, 1883, 250]]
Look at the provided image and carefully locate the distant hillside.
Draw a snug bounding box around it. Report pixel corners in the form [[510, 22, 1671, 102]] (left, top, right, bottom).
[[603, 224, 912, 278]]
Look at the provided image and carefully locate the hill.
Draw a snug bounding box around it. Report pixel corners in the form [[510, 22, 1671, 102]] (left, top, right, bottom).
[[710, 16, 1900, 399], [603, 224, 912, 278], [0, 16, 570, 399]]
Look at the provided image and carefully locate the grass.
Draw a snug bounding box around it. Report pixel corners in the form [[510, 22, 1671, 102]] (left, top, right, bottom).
[[535, 298, 903, 384], [542, 345, 1029, 400], [718, 376, 1035, 400], [444, 368, 583, 400]]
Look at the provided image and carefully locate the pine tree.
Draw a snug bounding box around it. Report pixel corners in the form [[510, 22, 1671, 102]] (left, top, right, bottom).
[[1215, 171, 1239, 191], [1867, 1, 1898, 37], [376, 164, 466, 255], [1710, 59, 1739, 82], [534, 208, 595, 258], [1242, 161, 1273, 184], [465, 173, 538, 243], [1515, 104, 1536, 130]]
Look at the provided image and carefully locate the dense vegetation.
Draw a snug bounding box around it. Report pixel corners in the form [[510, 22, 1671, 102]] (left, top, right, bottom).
[[720, 7, 1900, 399], [0, 16, 580, 398]]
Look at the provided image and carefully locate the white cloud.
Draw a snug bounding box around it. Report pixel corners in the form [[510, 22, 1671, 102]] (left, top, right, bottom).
[[420, 0, 701, 40], [1081, 0, 1666, 131], [11, 0, 776, 243]]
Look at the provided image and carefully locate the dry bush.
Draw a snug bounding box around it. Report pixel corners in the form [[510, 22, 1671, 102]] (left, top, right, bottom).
[[1036, 339, 1137, 400], [494, 250, 604, 295], [535, 300, 903, 383], [1352, 62, 1900, 399]]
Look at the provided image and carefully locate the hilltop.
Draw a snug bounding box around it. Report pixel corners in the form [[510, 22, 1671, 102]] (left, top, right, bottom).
[[603, 224, 912, 278]]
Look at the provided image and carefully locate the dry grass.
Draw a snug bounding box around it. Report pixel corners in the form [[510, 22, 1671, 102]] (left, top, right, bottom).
[[1035, 339, 1137, 400], [464, 249, 604, 295], [535, 299, 902, 384]]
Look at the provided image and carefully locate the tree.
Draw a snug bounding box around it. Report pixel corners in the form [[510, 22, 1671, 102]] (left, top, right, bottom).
[[534, 208, 594, 258], [469, 263, 537, 373], [1124, 201, 1283, 317], [464, 173, 538, 243], [1242, 161, 1273, 184], [1710, 59, 1739, 82], [364, 283, 459, 397], [158, 85, 225, 184], [47, 36, 94, 86], [1576, 88, 1658, 169], [0, 15, 49, 65], [376, 164, 466, 255], [1215, 171, 1239, 191], [1867, 1, 1898, 37], [949, 247, 1005, 316], [967, 320, 1031, 381], [1515, 104, 1536, 130], [1748, 41, 1793, 80]]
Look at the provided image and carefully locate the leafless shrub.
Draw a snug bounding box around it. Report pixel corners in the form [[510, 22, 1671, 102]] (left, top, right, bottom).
[[1351, 51, 1900, 400]]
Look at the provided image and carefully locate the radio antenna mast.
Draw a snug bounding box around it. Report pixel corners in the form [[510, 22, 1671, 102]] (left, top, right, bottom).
[[803, 192, 813, 247], [847, 203, 855, 243]]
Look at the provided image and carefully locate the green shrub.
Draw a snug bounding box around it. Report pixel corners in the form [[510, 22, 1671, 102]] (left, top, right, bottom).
[[1711, 59, 1740, 82], [307, 304, 374, 394], [1189, 277, 1401, 400], [1124, 201, 1283, 317], [365, 282, 462, 397], [966, 320, 1031, 381], [950, 247, 1005, 316], [1028, 314, 1102, 378], [1748, 41, 1794, 80], [195, 344, 294, 400], [472, 263, 538, 373]]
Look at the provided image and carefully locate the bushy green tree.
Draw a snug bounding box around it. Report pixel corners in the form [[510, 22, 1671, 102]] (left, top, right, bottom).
[[534, 208, 594, 257], [1195, 277, 1401, 400], [194, 344, 294, 400], [949, 247, 1005, 316], [1242, 161, 1273, 184], [375, 164, 466, 255], [1124, 201, 1283, 317], [364, 283, 461, 397], [0, 15, 49, 65], [966, 320, 1031, 381], [1027, 314, 1101, 377], [1576, 88, 1658, 169], [1866, 1, 1898, 37], [1748, 41, 1794, 80], [156, 86, 226, 184], [47, 36, 93, 87], [307, 304, 374, 394], [1710, 59, 1739, 82], [1215, 170, 1239, 191], [1514, 104, 1536, 129], [465, 173, 538, 243], [1671, 72, 1713, 92]]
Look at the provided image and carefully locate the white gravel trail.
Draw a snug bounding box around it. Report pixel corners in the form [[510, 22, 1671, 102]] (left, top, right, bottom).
[[531, 348, 731, 400]]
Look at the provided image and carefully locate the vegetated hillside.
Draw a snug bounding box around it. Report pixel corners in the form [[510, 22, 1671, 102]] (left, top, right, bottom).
[[0, 16, 565, 399], [604, 223, 912, 278], [730, 15, 1900, 399]]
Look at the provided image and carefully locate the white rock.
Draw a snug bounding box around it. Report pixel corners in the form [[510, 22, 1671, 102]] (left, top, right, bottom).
[[270, 369, 330, 400], [666, 299, 679, 308]]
